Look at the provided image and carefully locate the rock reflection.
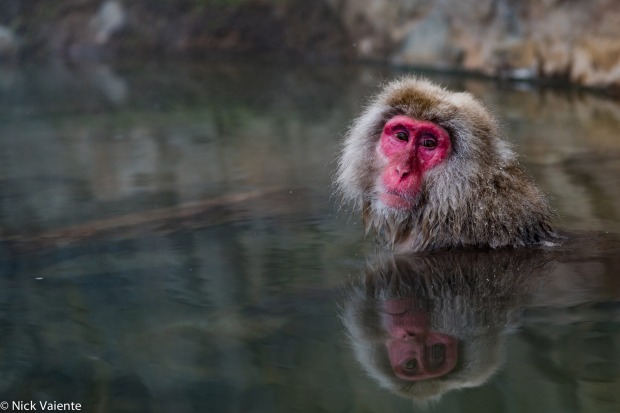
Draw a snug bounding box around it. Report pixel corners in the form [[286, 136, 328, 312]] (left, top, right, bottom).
[[342, 249, 553, 402]]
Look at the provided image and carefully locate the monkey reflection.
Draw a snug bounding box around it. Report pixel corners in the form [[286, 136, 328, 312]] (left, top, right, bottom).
[[342, 249, 552, 401], [382, 295, 458, 382]]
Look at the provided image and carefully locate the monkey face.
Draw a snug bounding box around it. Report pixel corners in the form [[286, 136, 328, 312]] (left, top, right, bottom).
[[376, 115, 452, 209], [382, 299, 459, 381]]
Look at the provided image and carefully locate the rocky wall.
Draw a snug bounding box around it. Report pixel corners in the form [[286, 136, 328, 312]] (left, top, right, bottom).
[[1, 0, 620, 92], [330, 0, 620, 91]]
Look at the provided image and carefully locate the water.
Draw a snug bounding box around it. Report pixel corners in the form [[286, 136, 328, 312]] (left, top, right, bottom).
[[0, 60, 619, 412]]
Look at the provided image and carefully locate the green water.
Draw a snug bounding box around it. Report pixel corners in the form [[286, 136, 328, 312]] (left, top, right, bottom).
[[0, 60, 619, 412]]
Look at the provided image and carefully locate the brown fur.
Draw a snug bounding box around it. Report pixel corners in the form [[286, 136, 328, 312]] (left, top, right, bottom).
[[336, 76, 557, 251]]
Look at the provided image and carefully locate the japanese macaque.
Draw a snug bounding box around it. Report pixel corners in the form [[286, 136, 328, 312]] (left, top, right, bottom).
[[336, 77, 557, 252], [341, 250, 553, 402]]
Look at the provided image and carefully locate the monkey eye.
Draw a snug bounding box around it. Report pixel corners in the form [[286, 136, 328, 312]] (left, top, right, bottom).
[[431, 344, 445, 359], [420, 138, 437, 149], [395, 131, 409, 142], [403, 359, 417, 371]]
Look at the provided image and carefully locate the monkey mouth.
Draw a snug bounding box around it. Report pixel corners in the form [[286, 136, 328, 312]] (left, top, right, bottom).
[[379, 191, 415, 209]]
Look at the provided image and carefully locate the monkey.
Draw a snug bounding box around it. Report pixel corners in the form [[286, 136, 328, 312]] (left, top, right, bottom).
[[336, 77, 557, 252], [341, 249, 554, 402]]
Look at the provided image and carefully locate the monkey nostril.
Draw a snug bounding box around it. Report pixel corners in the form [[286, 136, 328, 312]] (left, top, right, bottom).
[[396, 166, 410, 178]]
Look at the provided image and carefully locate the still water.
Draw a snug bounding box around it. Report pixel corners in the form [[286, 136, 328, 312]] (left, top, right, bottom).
[[0, 60, 619, 412]]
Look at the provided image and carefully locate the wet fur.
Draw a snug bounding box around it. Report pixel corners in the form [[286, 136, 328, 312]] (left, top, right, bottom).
[[336, 77, 557, 251]]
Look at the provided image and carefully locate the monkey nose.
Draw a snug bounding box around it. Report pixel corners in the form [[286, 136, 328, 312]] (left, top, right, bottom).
[[394, 327, 422, 341], [395, 164, 411, 178]]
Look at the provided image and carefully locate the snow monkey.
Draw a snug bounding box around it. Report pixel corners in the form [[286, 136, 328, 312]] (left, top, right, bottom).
[[336, 77, 557, 252]]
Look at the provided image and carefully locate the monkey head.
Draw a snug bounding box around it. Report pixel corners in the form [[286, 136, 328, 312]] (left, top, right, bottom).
[[336, 77, 557, 251]]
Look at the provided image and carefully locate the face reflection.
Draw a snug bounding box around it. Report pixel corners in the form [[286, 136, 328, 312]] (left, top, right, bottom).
[[383, 299, 458, 381]]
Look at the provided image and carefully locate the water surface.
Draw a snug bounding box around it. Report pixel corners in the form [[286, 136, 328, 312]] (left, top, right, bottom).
[[0, 60, 619, 412]]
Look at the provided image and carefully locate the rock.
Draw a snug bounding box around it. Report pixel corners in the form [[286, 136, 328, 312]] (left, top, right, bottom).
[[390, 10, 457, 68], [492, 38, 537, 79], [4, 0, 620, 90], [571, 38, 620, 89], [336, 0, 433, 58], [337, 0, 620, 91]]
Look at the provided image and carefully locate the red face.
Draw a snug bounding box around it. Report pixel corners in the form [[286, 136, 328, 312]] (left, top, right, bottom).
[[383, 299, 458, 381], [377, 116, 452, 209]]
